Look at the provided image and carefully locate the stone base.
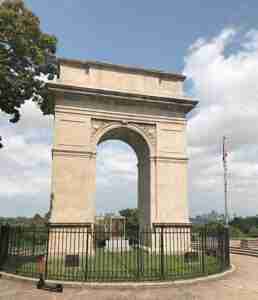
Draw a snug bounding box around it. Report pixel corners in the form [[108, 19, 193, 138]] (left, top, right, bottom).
[[47, 225, 95, 257], [142, 226, 192, 254]]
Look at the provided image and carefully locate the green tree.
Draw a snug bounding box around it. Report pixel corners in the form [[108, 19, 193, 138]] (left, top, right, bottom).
[[0, 0, 58, 145], [229, 216, 258, 234], [119, 208, 140, 238], [32, 213, 45, 226], [249, 226, 258, 238], [229, 225, 245, 239]]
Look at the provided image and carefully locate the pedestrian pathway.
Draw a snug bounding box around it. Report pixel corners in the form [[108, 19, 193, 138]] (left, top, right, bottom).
[[0, 255, 257, 300]]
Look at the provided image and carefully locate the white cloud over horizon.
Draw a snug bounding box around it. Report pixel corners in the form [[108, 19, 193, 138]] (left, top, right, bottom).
[[1, 28, 258, 217], [184, 28, 258, 216], [0, 102, 53, 217]]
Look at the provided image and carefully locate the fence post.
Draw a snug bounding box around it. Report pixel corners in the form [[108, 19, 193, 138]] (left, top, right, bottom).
[[0, 225, 10, 270], [160, 227, 165, 279], [84, 228, 89, 281], [201, 226, 206, 274], [217, 227, 223, 271], [32, 225, 36, 257], [44, 225, 50, 280], [224, 227, 230, 268], [0, 225, 3, 268], [136, 229, 145, 279], [136, 229, 140, 279]]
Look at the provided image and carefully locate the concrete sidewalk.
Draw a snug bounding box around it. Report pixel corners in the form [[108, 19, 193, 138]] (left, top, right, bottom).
[[0, 255, 258, 300]]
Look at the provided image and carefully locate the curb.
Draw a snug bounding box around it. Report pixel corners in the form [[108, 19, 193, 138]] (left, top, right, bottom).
[[0, 265, 236, 289]]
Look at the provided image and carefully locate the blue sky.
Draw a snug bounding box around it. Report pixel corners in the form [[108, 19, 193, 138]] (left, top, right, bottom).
[[25, 0, 257, 71], [1, 1, 258, 217]]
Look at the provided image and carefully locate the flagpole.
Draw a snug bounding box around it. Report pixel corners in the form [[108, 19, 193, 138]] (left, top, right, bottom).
[[223, 136, 229, 227]]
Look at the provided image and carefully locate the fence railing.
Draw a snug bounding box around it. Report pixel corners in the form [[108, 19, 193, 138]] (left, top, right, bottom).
[[0, 224, 230, 282]]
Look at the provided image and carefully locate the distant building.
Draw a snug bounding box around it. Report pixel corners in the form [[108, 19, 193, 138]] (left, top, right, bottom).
[[95, 214, 126, 238]]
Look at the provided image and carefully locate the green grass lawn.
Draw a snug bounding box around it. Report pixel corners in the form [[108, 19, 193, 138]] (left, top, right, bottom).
[[14, 248, 223, 282]]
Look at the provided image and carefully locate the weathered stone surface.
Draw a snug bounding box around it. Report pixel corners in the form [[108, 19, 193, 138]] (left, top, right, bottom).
[[48, 59, 197, 227]]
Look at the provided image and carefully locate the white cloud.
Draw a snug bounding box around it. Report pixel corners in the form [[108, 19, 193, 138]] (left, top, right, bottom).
[[96, 140, 137, 213], [97, 141, 137, 181], [0, 101, 53, 217], [184, 28, 258, 216]]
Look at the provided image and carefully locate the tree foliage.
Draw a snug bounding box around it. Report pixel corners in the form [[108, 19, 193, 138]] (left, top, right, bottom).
[[0, 0, 58, 145], [229, 226, 245, 239], [119, 208, 140, 237], [230, 216, 258, 235], [0, 212, 48, 226]]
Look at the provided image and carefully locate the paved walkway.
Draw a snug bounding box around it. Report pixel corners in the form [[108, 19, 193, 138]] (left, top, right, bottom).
[[0, 255, 258, 300]]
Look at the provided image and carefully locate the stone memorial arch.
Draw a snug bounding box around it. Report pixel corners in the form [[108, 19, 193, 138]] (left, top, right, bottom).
[[49, 58, 197, 228]]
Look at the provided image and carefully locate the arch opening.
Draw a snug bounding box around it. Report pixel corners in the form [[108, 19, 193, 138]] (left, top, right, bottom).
[[95, 126, 151, 227], [97, 126, 151, 161], [96, 140, 137, 214]]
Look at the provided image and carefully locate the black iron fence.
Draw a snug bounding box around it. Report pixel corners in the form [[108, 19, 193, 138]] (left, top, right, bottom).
[[0, 224, 230, 282]]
